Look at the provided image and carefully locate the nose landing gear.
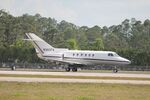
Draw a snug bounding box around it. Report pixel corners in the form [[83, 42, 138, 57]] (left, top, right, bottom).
[[113, 66, 118, 73]]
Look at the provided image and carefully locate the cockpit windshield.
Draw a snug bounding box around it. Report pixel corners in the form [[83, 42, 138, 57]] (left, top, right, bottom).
[[108, 52, 119, 57], [108, 53, 114, 56]]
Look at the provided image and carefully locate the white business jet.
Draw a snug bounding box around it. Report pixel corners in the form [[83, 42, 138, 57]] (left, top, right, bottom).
[[25, 33, 131, 72]]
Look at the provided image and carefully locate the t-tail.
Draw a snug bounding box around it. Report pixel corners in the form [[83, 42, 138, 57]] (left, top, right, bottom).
[[25, 33, 55, 55]]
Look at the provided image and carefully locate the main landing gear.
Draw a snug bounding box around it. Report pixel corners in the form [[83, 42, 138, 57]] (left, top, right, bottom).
[[65, 65, 78, 72], [65, 67, 71, 72], [65, 67, 77, 72]]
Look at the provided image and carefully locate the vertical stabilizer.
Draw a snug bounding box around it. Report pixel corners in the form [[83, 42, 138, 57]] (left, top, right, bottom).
[[25, 33, 55, 54]]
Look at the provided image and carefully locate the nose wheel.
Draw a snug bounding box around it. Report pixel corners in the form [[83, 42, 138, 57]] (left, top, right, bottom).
[[11, 66, 16, 70], [113, 69, 118, 73]]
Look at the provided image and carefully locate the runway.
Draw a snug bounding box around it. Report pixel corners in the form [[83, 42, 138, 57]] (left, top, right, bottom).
[[0, 71, 150, 78], [0, 71, 150, 84], [0, 77, 150, 84]]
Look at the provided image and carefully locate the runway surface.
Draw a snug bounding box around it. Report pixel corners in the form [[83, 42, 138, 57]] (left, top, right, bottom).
[[0, 71, 150, 84], [0, 71, 150, 78], [0, 77, 150, 84]]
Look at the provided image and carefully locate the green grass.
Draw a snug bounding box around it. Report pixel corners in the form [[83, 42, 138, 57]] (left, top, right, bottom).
[[0, 82, 150, 100], [0, 74, 150, 80]]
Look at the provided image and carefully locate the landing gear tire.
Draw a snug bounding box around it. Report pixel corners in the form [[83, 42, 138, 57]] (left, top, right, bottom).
[[72, 67, 77, 72], [113, 69, 118, 73], [65, 67, 71, 72]]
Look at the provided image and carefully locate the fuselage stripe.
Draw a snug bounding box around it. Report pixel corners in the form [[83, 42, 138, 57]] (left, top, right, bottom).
[[42, 56, 128, 63]]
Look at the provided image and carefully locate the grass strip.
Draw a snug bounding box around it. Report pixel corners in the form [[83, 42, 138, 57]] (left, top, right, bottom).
[[0, 82, 150, 100]]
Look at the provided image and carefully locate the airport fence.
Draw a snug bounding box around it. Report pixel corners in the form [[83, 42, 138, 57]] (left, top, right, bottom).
[[0, 62, 65, 69]]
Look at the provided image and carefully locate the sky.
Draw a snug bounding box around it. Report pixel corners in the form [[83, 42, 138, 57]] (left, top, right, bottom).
[[0, 0, 150, 27]]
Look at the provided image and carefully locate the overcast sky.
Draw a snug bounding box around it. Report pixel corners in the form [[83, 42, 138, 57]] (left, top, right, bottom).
[[0, 0, 149, 27]]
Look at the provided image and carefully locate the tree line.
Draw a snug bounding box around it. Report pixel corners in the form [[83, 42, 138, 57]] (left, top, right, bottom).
[[0, 9, 150, 66]]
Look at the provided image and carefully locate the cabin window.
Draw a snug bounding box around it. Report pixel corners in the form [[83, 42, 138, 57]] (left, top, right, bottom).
[[92, 54, 94, 57], [108, 53, 114, 56], [77, 54, 79, 56], [85, 54, 87, 56], [81, 54, 83, 56], [88, 54, 91, 57], [73, 53, 75, 56]]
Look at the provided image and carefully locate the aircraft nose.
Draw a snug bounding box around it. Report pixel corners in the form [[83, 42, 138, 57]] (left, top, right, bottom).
[[126, 59, 131, 64], [120, 57, 131, 64], [124, 58, 131, 64]]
